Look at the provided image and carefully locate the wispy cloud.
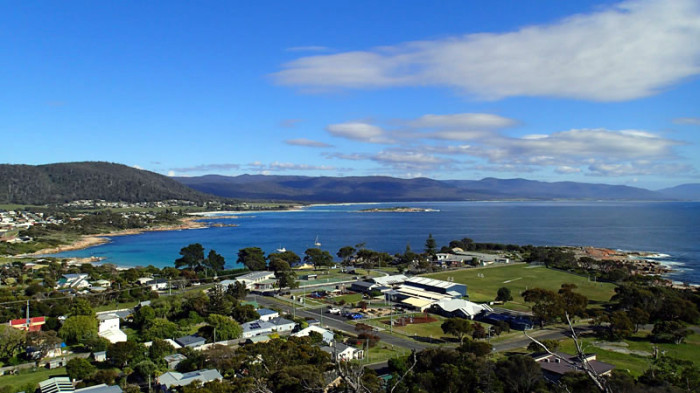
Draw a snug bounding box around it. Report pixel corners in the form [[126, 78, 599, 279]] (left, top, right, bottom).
[[171, 163, 241, 173], [285, 138, 333, 148], [273, 0, 700, 101], [326, 121, 393, 144], [673, 117, 700, 126]]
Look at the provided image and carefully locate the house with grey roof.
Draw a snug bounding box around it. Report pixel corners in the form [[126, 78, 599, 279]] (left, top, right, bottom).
[[175, 335, 206, 348], [241, 317, 296, 338], [164, 353, 187, 369], [74, 385, 123, 393], [157, 369, 223, 389], [532, 352, 615, 383]]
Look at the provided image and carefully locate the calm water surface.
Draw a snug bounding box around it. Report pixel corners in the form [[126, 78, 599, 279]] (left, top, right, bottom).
[[56, 201, 700, 283]]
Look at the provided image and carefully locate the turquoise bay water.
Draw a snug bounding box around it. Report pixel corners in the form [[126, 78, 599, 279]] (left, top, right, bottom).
[[56, 201, 700, 283]]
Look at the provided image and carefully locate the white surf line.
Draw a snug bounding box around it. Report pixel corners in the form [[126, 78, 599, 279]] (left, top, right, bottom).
[[503, 277, 522, 284]]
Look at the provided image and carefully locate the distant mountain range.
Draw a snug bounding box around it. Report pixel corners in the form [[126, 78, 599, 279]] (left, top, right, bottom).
[[0, 162, 697, 205], [0, 162, 215, 204], [176, 174, 700, 202]]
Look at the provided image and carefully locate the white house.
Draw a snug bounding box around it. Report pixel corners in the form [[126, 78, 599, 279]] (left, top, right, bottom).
[[292, 326, 334, 344], [321, 342, 364, 362], [97, 313, 127, 343], [430, 298, 491, 319], [256, 308, 279, 322]]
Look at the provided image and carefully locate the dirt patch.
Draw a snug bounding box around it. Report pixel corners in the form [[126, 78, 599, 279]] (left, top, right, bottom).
[[592, 341, 652, 357], [383, 315, 437, 326]]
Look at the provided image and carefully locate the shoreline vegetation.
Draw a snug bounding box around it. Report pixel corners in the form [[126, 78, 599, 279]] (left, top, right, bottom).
[[20, 215, 238, 257]]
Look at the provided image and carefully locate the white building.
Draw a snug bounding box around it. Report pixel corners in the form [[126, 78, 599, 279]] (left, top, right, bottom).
[[321, 342, 364, 362], [97, 313, 127, 343], [235, 271, 275, 289], [292, 326, 334, 344]]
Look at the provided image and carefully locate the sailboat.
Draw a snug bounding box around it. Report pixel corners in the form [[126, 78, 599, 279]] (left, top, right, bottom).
[[314, 236, 321, 247], [276, 244, 286, 253]]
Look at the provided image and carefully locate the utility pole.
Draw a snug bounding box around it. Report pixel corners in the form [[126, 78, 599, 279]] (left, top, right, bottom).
[[168, 278, 172, 296], [26, 300, 30, 329]]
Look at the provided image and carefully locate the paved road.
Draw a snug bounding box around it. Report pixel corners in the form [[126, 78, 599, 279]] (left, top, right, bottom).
[[250, 295, 430, 352]]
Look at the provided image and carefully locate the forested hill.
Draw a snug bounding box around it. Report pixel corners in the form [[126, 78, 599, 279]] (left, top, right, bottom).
[[176, 174, 672, 202], [0, 162, 217, 204]]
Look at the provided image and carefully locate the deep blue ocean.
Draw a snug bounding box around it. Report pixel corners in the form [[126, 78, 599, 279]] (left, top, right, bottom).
[[55, 201, 700, 284]]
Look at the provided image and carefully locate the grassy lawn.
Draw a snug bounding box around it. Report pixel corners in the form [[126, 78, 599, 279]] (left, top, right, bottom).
[[330, 293, 363, 304], [425, 264, 616, 306], [554, 327, 700, 377], [0, 366, 67, 393], [364, 344, 411, 364], [94, 300, 139, 312]]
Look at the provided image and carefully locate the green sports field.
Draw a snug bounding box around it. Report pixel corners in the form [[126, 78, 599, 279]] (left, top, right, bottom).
[[424, 263, 617, 308]]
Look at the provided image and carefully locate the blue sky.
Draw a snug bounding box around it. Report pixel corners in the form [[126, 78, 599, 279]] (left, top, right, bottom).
[[1, 0, 699, 189]]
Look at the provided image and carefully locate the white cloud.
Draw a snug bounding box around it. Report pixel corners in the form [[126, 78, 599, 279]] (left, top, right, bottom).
[[673, 117, 700, 125], [408, 113, 516, 129], [167, 170, 175, 177], [132, 165, 143, 170], [555, 166, 582, 174], [285, 138, 334, 148], [273, 0, 700, 101], [326, 121, 392, 143]]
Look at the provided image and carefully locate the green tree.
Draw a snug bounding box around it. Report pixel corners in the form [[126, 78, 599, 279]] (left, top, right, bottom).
[[651, 321, 693, 344], [133, 305, 156, 329], [527, 339, 560, 352], [204, 249, 226, 272], [424, 234, 437, 257], [231, 304, 259, 324], [0, 325, 26, 361], [303, 248, 333, 270], [108, 341, 147, 368], [26, 330, 62, 360], [148, 339, 175, 361], [237, 247, 267, 271], [495, 355, 546, 393], [628, 307, 650, 333], [66, 358, 96, 381], [496, 287, 513, 302], [225, 281, 248, 300], [457, 339, 493, 357], [142, 318, 181, 341], [175, 243, 205, 270], [608, 311, 634, 340], [277, 270, 298, 290], [440, 317, 474, 344], [268, 250, 301, 266], [268, 258, 291, 274], [207, 314, 242, 341], [68, 298, 95, 317], [522, 288, 564, 326], [337, 246, 356, 265], [134, 360, 158, 384], [59, 315, 98, 344]]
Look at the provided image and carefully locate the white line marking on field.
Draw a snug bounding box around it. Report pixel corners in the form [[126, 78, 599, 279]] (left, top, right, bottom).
[[503, 277, 522, 283]]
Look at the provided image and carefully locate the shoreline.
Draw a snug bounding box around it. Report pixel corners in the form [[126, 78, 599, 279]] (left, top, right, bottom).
[[23, 216, 211, 257]]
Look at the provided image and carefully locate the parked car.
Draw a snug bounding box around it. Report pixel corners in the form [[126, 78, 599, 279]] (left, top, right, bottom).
[[348, 313, 364, 320], [328, 307, 341, 315]]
